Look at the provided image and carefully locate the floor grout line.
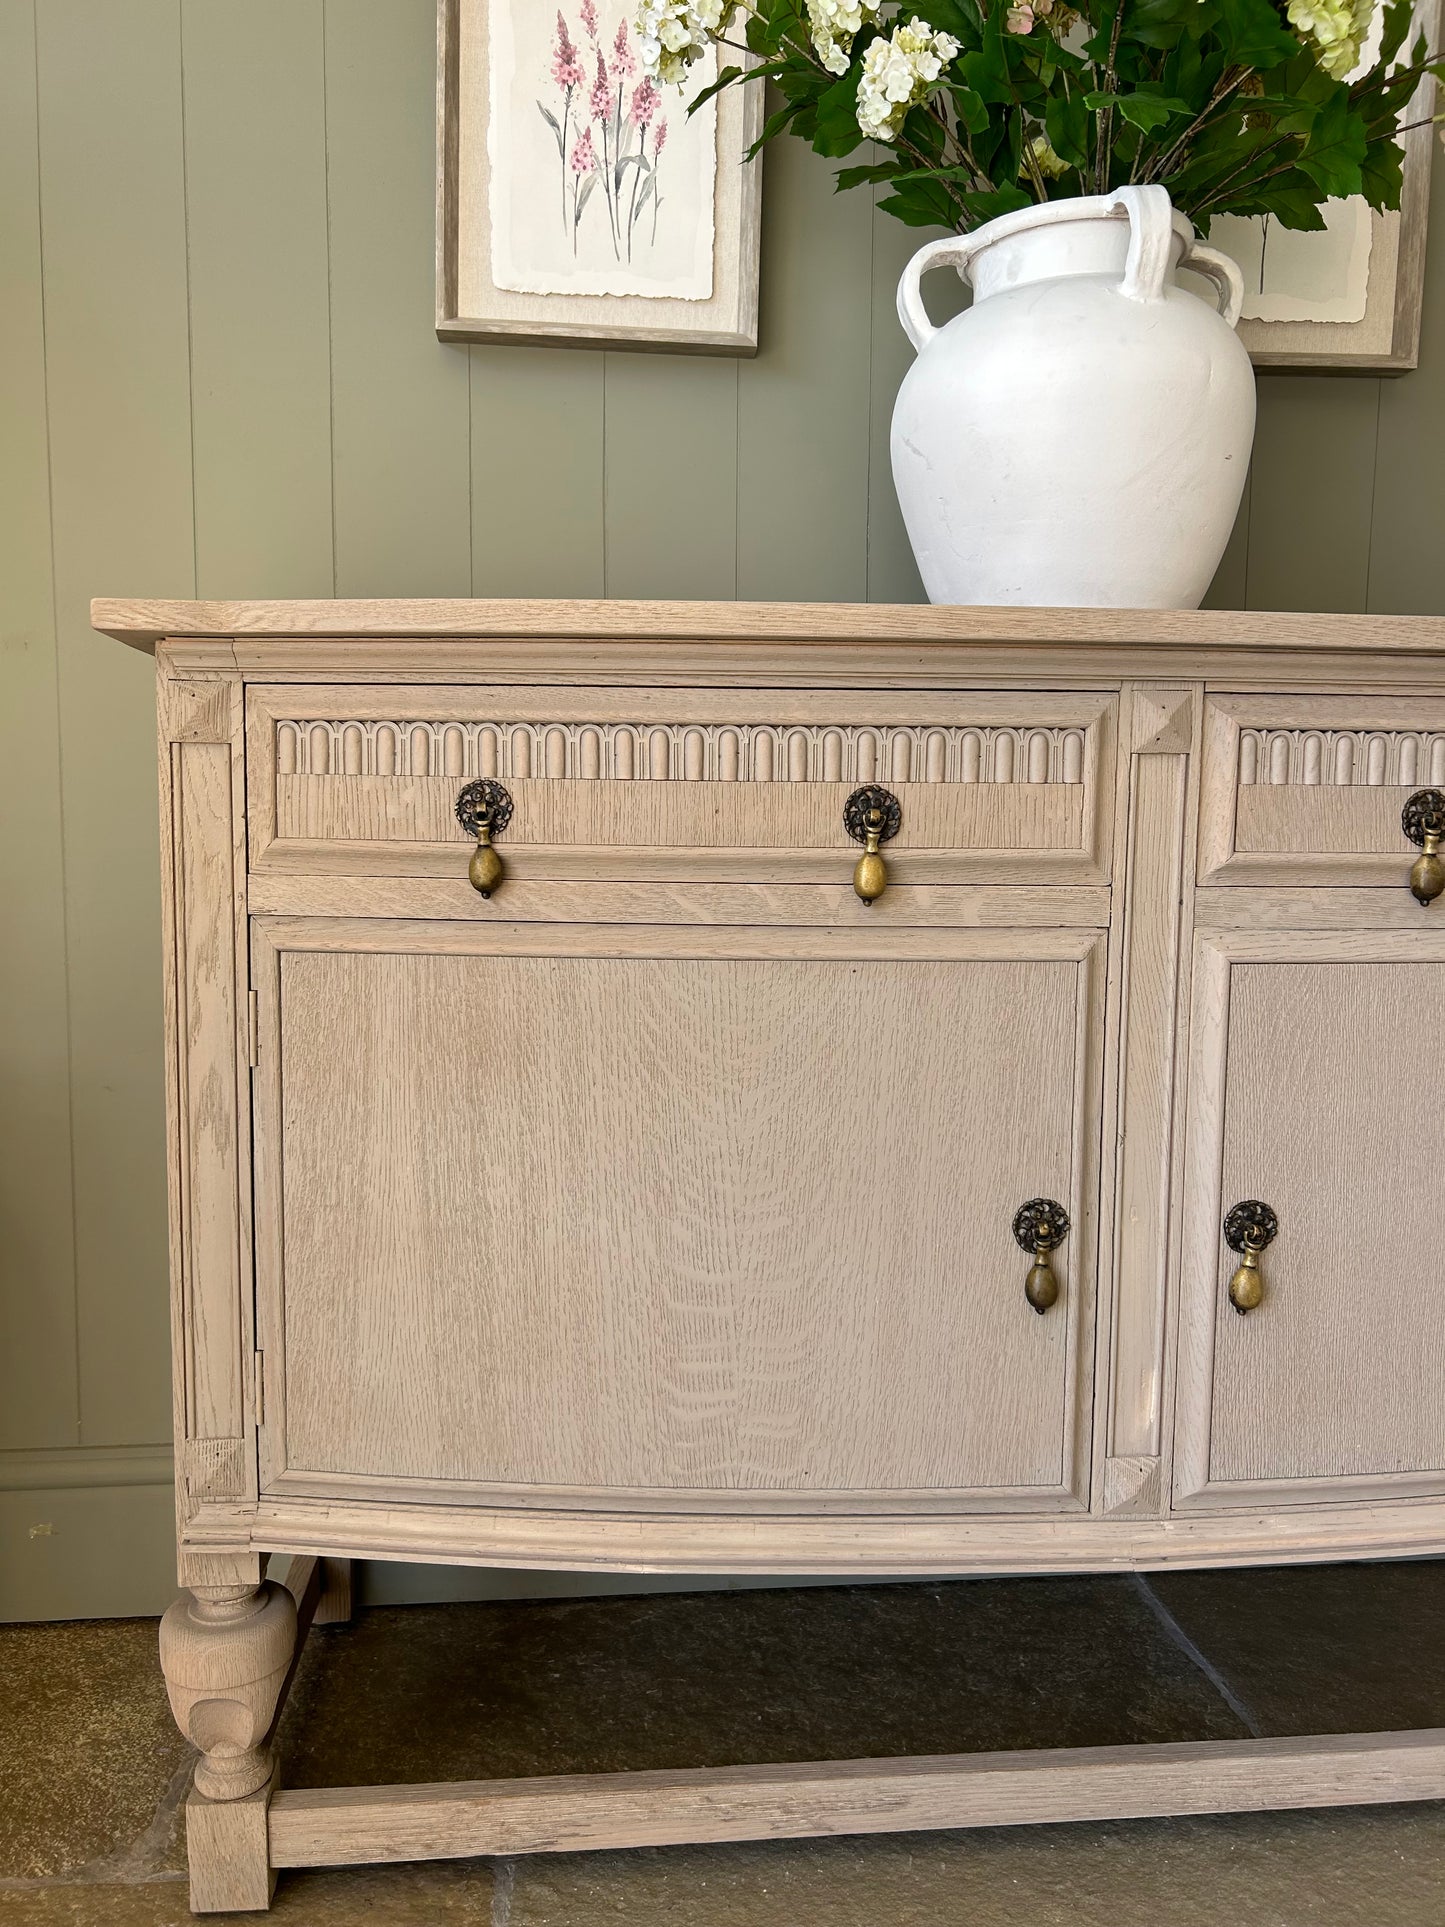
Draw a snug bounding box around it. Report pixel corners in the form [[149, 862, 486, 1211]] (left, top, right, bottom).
[[1132, 1574, 1265, 1739]]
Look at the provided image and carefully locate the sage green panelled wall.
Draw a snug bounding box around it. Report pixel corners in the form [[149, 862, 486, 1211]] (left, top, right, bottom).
[[3, 0, 1444, 1620]]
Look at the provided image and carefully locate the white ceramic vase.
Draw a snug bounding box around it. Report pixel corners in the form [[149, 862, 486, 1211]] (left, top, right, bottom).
[[891, 185, 1256, 610]]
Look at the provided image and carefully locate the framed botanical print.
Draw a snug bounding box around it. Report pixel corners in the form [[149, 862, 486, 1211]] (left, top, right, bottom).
[[1191, 0, 1441, 371], [436, 0, 763, 353]]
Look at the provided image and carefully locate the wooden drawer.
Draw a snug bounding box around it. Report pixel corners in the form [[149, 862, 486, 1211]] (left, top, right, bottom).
[[1199, 694, 1445, 886], [246, 685, 1117, 886]]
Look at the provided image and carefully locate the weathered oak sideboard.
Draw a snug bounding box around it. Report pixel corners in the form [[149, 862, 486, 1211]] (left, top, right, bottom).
[[94, 597, 1445, 1912]]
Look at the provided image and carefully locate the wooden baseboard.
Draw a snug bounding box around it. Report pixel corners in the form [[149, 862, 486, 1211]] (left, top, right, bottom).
[[268, 1729, 1445, 1869]]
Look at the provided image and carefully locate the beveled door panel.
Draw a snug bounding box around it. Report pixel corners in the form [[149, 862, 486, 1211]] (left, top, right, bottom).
[[252, 916, 1103, 1514], [1175, 929, 1445, 1506]]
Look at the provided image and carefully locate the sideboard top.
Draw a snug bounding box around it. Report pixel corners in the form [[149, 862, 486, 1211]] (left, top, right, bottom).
[[92, 597, 1445, 657]]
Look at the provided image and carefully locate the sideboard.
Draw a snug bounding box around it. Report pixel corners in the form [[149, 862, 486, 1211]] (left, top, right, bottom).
[[93, 597, 1445, 1912]]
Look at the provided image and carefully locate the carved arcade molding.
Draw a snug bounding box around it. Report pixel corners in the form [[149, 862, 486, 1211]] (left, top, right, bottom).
[[275, 719, 1090, 785], [1239, 728, 1445, 788]]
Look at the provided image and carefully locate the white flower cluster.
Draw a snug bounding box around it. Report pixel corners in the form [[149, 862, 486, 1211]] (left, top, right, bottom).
[[806, 0, 879, 76], [1285, 0, 1373, 80], [635, 0, 736, 84], [856, 16, 959, 142]]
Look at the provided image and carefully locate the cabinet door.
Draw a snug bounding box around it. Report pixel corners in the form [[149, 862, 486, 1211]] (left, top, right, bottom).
[[1175, 930, 1445, 1506], [253, 917, 1103, 1514]]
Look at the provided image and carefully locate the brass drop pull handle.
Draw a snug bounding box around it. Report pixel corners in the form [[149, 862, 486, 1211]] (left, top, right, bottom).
[[844, 786, 902, 904], [1013, 1199, 1069, 1315], [456, 779, 514, 898], [1403, 790, 1445, 906], [1223, 1200, 1278, 1315]]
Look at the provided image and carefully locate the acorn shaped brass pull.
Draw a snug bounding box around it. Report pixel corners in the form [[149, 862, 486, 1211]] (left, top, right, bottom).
[[1013, 1199, 1069, 1315], [456, 779, 514, 899], [1223, 1200, 1278, 1315], [844, 786, 902, 904], [1403, 790, 1445, 906]]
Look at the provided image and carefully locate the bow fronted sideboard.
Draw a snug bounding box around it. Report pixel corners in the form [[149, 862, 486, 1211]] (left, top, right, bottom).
[[93, 597, 1445, 1913]]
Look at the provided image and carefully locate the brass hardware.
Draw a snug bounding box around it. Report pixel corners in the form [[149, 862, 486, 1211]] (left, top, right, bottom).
[[1012, 1199, 1070, 1315], [455, 779, 514, 899], [843, 786, 902, 904], [1403, 790, 1445, 906], [1223, 1200, 1278, 1315]]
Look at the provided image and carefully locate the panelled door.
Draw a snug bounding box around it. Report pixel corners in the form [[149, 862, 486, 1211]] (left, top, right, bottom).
[[251, 916, 1105, 1515], [1175, 928, 1445, 1506]]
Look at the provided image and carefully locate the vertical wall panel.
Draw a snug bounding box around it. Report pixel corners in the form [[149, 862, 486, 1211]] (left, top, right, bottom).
[[470, 345, 606, 596], [36, 0, 195, 1447], [1369, 142, 1445, 615], [182, 0, 334, 598], [602, 352, 737, 600], [325, 0, 471, 595], [1246, 376, 1380, 612], [1204, 473, 1252, 612], [866, 201, 963, 604], [737, 140, 873, 601], [0, 0, 79, 1450]]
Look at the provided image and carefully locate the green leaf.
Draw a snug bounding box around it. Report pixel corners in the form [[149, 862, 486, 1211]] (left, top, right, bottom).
[[1360, 135, 1405, 211], [1296, 84, 1367, 197], [685, 63, 746, 115], [1215, 0, 1299, 69], [834, 160, 904, 191], [878, 177, 964, 227], [959, 184, 1032, 220], [1377, 0, 1415, 69], [906, 0, 981, 46], [948, 83, 991, 136], [1044, 91, 1090, 167], [810, 68, 867, 156], [1082, 88, 1191, 132]]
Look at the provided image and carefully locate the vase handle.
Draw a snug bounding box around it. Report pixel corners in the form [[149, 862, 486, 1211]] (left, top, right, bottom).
[[1177, 238, 1245, 329], [896, 235, 979, 354], [1110, 184, 1175, 305]]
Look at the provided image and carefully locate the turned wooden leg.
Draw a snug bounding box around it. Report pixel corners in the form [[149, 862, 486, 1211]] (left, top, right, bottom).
[[159, 1580, 297, 1913]]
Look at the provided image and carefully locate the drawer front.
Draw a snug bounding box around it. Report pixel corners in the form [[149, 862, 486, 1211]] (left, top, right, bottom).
[[246, 686, 1116, 886], [1199, 694, 1445, 886], [251, 915, 1103, 1514]]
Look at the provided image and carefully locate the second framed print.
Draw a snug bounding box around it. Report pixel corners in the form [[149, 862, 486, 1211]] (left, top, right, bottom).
[[438, 0, 763, 353]]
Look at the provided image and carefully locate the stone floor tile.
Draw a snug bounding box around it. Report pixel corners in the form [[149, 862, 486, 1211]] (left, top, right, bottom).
[[0, 1621, 191, 1880], [1147, 1560, 1445, 1737], [506, 1803, 1445, 1927], [0, 1863, 494, 1925], [280, 1575, 1248, 1793]]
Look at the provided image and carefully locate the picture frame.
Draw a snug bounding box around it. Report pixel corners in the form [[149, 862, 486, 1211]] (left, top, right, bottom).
[[1198, 0, 1440, 372], [436, 0, 763, 354]]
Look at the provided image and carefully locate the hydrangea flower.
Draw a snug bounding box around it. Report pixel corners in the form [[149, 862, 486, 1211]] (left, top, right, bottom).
[[856, 17, 960, 142], [806, 0, 880, 77], [635, 0, 736, 84], [1006, 4, 1035, 32], [1023, 132, 1069, 179], [1286, 0, 1373, 80]]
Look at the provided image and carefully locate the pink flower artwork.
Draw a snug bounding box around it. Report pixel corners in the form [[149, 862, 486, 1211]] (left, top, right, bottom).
[[535, 7, 674, 265], [552, 11, 584, 89]]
